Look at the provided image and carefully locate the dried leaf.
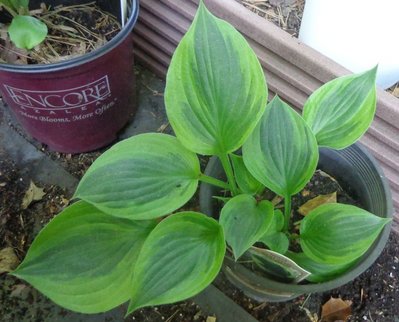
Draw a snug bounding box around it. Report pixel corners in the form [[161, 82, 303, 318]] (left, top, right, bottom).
[[321, 297, 352, 322], [269, 0, 296, 6], [0, 247, 20, 274], [298, 192, 337, 216], [302, 307, 319, 322], [10, 284, 30, 299], [317, 170, 337, 182], [157, 123, 170, 133], [206, 317, 217, 322], [21, 181, 46, 209], [271, 195, 283, 206], [392, 86, 399, 98]]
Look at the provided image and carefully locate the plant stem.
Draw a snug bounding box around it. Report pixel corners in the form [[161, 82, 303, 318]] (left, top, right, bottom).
[[219, 154, 239, 196], [283, 195, 292, 232], [199, 174, 230, 190]]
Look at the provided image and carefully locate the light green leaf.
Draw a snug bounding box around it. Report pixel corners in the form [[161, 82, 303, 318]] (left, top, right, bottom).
[[75, 133, 200, 220], [165, 2, 267, 155], [243, 96, 319, 197], [127, 212, 225, 314], [12, 201, 156, 313], [303, 67, 377, 149], [300, 203, 391, 265], [9, 16, 47, 49], [230, 154, 264, 195], [249, 247, 310, 283], [259, 232, 289, 254], [287, 251, 356, 283], [220, 195, 273, 260], [267, 209, 285, 234], [258, 209, 288, 253]]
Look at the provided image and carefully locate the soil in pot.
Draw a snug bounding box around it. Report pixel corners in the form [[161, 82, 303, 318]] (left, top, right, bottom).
[[210, 170, 398, 321], [0, 2, 121, 65]]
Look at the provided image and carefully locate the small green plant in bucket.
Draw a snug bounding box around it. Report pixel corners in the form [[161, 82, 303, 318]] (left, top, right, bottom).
[[11, 1, 390, 316], [0, 0, 47, 49]]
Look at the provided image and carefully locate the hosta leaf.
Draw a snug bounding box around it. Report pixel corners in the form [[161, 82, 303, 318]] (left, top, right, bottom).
[[127, 212, 225, 314], [230, 154, 264, 195], [220, 195, 273, 260], [9, 16, 47, 49], [243, 96, 319, 197], [267, 209, 285, 233], [287, 252, 355, 283], [249, 247, 310, 283], [165, 2, 267, 155], [75, 133, 200, 220], [303, 67, 377, 149], [259, 232, 289, 254], [12, 201, 156, 313], [300, 203, 391, 265]]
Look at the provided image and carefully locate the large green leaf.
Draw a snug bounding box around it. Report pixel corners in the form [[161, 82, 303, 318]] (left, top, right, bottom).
[[12, 201, 156, 313], [230, 154, 264, 195], [164, 2, 267, 155], [302, 67, 377, 149], [243, 96, 319, 197], [75, 133, 200, 220], [287, 251, 356, 283], [127, 212, 225, 314], [220, 195, 273, 260], [300, 203, 390, 265], [9, 16, 47, 49]]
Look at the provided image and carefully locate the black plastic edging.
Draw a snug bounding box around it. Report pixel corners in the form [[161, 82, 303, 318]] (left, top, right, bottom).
[[193, 285, 259, 322]]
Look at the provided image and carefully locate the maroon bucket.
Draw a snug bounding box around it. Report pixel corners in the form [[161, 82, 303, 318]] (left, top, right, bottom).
[[0, 0, 139, 153]]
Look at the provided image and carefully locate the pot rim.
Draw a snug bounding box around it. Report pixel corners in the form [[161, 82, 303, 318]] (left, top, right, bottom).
[[0, 0, 139, 73], [199, 142, 393, 294]]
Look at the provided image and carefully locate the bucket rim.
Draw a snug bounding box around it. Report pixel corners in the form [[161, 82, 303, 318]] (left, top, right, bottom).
[[0, 0, 139, 73]]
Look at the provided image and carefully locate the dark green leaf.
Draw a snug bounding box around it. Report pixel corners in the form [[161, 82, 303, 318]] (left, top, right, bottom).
[[302, 67, 377, 149], [164, 2, 267, 155], [230, 154, 264, 195], [12, 201, 156, 313], [127, 212, 225, 314], [300, 203, 391, 265], [8, 16, 47, 49], [243, 96, 319, 197], [249, 247, 310, 283], [287, 252, 356, 283], [75, 133, 200, 220], [220, 195, 273, 260]]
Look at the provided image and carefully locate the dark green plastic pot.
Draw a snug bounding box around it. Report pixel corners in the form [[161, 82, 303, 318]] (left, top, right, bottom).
[[199, 143, 393, 302]]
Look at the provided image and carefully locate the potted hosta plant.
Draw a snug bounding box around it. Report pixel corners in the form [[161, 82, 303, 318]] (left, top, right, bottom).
[[10, 1, 392, 316], [0, 0, 139, 153]]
